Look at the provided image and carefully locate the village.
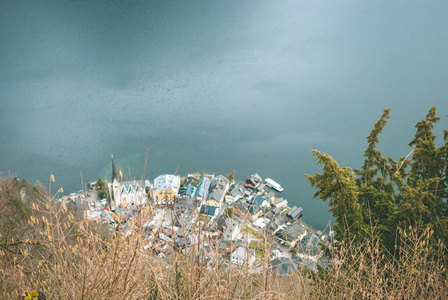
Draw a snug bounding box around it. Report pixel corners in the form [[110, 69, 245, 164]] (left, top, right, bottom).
[[59, 158, 334, 275]]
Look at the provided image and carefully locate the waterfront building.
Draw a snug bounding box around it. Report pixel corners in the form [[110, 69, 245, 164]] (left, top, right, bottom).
[[184, 176, 199, 198], [273, 198, 288, 209], [263, 191, 276, 203], [108, 155, 148, 208], [196, 177, 211, 201], [152, 174, 181, 205], [245, 173, 262, 190], [230, 182, 247, 198]]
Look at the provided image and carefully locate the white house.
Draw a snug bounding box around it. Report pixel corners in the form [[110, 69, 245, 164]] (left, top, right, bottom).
[[231, 246, 255, 266], [152, 174, 181, 205]]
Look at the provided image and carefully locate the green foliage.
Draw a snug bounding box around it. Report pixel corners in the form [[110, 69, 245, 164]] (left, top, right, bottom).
[[305, 151, 363, 241], [306, 106, 448, 251], [96, 177, 106, 190], [226, 169, 236, 182], [97, 189, 106, 200], [10, 197, 30, 217], [96, 177, 107, 200]]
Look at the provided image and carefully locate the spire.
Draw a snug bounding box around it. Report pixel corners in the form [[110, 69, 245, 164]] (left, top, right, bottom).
[[112, 154, 118, 182]]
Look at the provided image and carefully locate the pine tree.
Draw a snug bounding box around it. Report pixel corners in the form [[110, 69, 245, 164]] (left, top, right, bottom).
[[392, 107, 448, 245], [307, 107, 448, 250], [354, 108, 396, 232], [226, 170, 236, 182], [305, 150, 363, 241]]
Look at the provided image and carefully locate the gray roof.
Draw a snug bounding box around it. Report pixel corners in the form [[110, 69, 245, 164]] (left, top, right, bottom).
[[230, 183, 247, 197], [257, 184, 266, 191], [290, 207, 303, 219], [264, 191, 275, 200], [265, 210, 275, 219], [270, 257, 298, 275], [213, 175, 229, 187], [248, 201, 262, 216], [283, 222, 306, 241], [208, 185, 226, 202], [246, 173, 262, 184], [273, 198, 285, 206], [287, 206, 298, 217], [234, 201, 250, 217], [184, 176, 199, 186]]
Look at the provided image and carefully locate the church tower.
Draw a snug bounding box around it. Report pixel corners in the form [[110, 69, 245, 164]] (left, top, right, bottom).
[[112, 154, 118, 183], [110, 154, 121, 209]]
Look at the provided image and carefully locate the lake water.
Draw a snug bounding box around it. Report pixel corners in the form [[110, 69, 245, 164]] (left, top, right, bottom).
[[1, 0, 448, 229]]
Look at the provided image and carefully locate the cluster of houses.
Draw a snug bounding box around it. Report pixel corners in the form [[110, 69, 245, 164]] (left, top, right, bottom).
[[67, 157, 334, 274]]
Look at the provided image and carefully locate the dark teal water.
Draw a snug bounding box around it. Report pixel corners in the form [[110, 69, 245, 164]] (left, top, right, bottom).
[[1, 0, 448, 229]]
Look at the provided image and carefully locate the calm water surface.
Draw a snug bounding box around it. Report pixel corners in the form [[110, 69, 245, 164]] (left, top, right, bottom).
[[1, 0, 448, 229]]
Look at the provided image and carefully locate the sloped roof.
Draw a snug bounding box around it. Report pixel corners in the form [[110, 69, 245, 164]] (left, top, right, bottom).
[[270, 257, 298, 275], [120, 181, 142, 195], [153, 174, 180, 194], [200, 205, 217, 217], [197, 177, 211, 198], [230, 183, 247, 197], [246, 173, 262, 184], [208, 185, 225, 202], [213, 175, 229, 187], [264, 191, 275, 200], [254, 196, 265, 206]]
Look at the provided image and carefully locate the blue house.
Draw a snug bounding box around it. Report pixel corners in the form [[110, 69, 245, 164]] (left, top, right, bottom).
[[254, 196, 265, 206], [183, 176, 199, 198], [187, 185, 198, 198], [197, 177, 211, 200], [200, 205, 217, 217]]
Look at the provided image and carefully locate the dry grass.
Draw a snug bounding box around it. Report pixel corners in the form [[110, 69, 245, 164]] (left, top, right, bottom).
[[0, 176, 311, 299], [1, 176, 447, 299], [309, 226, 448, 299]]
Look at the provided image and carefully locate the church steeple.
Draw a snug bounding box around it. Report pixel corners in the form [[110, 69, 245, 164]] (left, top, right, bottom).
[[112, 154, 118, 182]]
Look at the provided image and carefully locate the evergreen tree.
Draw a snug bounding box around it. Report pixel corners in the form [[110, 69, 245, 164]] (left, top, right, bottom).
[[307, 107, 448, 250], [392, 107, 448, 245], [305, 151, 363, 241], [354, 108, 396, 232], [226, 170, 236, 182]]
